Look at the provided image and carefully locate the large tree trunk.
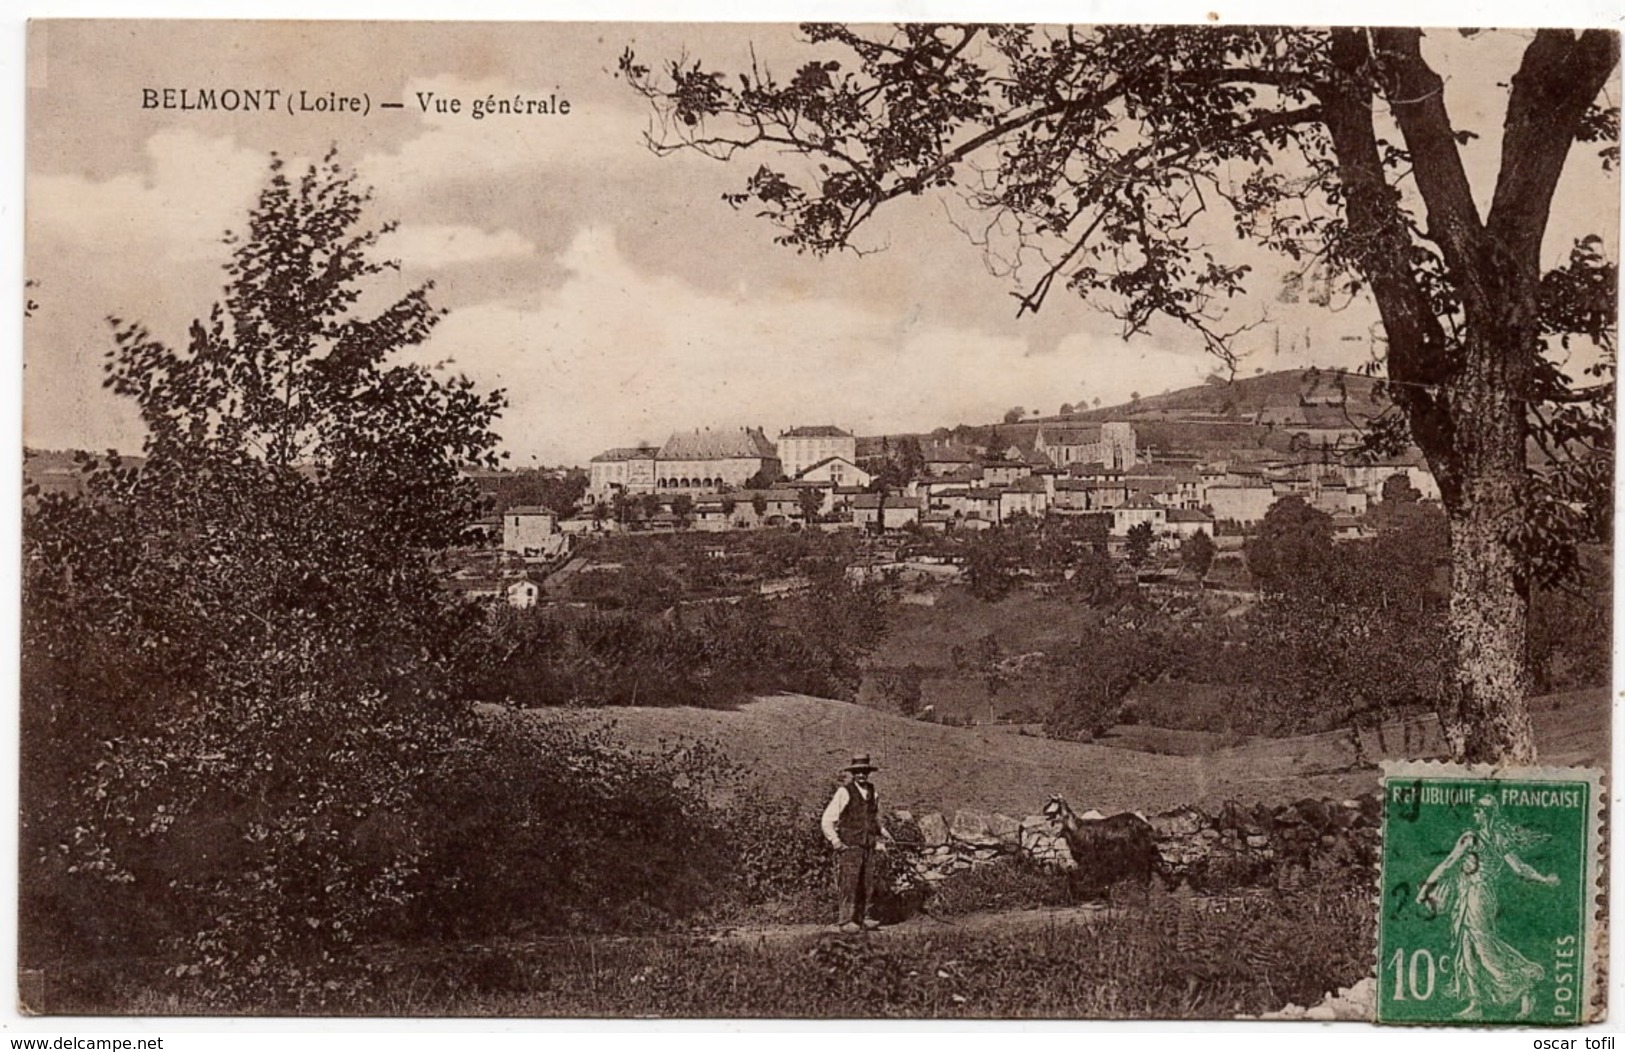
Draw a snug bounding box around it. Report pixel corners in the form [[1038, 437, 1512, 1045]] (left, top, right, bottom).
[[1438, 325, 1536, 763], [1327, 28, 1617, 763]]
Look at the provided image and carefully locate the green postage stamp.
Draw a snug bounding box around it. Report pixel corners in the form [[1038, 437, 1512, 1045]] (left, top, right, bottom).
[[1377, 762, 1605, 1025]]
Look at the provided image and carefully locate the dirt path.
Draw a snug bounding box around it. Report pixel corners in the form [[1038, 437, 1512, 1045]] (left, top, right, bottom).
[[701, 902, 1118, 945]]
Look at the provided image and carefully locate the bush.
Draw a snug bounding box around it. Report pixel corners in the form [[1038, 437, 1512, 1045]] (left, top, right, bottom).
[[404, 714, 741, 940], [927, 856, 1074, 917]]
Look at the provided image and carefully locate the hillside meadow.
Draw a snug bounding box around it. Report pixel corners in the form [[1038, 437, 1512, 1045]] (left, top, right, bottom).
[[540, 686, 1609, 817]]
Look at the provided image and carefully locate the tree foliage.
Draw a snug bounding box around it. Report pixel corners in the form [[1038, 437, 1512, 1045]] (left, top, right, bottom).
[[22, 151, 506, 993], [623, 24, 1619, 761], [1124, 521, 1155, 569], [1180, 530, 1217, 581], [1245, 500, 1451, 733], [1245, 496, 1336, 594]]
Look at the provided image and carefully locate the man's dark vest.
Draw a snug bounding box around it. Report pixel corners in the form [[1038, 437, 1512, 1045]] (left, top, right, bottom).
[[837, 783, 882, 848]]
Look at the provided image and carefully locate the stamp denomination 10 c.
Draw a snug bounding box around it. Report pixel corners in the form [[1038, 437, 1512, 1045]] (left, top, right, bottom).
[[1378, 762, 1604, 1025]]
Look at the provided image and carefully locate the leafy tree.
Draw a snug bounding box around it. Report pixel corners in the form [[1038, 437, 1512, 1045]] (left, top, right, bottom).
[[670, 492, 695, 526], [1380, 471, 1422, 505], [1246, 496, 1336, 595], [1124, 521, 1155, 569], [624, 25, 1620, 761], [1059, 402, 1074, 416], [1047, 622, 1170, 740], [22, 151, 505, 992], [873, 434, 926, 489], [874, 663, 928, 716], [750, 492, 769, 519], [963, 526, 1023, 600], [720, 495, 738, 520], [1244, 502, 1451, 737], [797, 485, 825, 523], [479, 468, 587, 517], [1181, 530, 1217, 581], [1003, 406, 1025, 425]]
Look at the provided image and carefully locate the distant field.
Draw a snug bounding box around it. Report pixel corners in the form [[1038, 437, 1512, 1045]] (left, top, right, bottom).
[[857, 589, 1104, 722], [530, 687, 1608, 820]]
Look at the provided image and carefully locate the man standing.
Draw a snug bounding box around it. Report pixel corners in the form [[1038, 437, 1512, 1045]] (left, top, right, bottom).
[[820, 753, 892, 933]]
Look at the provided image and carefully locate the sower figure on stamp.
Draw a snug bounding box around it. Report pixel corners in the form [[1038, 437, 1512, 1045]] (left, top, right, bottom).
[[820, 753, 893, 933], [1415, 795, 1558, 1020]]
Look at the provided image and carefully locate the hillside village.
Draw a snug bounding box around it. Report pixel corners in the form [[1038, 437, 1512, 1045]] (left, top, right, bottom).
[[453, 369, 1440, 605]]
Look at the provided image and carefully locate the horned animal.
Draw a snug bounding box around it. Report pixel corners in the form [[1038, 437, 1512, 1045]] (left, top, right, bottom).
[[1043, 794, 1159, 897]]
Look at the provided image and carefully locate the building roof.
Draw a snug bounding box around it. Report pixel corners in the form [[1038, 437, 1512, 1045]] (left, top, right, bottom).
[[852, 493, 920, 509], [1038, 425, 1105, 446], [590, 445, 660, 463], [1007, 476, 1048, 493], [506, 505, 554, 516], [796, 455, 866, 478], [1166, 508, 1214, 523], [931, 465, 983, 483], [1117, 496, 1165, 511], [659, 427, 778, 461], [779, 425, 854, 439]]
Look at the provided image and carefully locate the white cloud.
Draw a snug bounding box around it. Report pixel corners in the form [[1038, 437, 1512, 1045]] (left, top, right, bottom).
[[413, 225, 1252, 465], [28, 128, 267, 264], [380, 224, 536, 268]]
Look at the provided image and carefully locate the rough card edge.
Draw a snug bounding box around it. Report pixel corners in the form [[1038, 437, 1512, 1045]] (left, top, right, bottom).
[[1376, 760, 1607, 1026]]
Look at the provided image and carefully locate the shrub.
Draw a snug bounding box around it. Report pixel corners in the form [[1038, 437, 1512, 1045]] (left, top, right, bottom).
[[926, 856, 1074, 917], [405, 714, 741, 939]]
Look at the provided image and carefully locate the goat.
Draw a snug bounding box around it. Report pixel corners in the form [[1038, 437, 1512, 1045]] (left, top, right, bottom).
[[1043, 794, 1159, 898]]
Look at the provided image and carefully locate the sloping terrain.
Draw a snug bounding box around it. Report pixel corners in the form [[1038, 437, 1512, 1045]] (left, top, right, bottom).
[[526, 688, 1608, 818]]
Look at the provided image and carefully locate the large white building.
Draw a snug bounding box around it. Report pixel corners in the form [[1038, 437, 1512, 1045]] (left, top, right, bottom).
[[588, 445, 659, 499], [777, 425, 856, 480], [655, 428, 781, 492]]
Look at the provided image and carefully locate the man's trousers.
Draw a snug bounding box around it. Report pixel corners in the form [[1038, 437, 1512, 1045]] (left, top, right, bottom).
[[835, 845, 877, 924]]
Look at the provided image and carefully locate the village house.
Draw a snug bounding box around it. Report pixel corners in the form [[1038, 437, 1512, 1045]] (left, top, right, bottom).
[[777, 425, 857, 479], [502, 506, 566, 559], [1124, 472, 1180, 507], [1343, 460, 1442, 501], [794, 454, 873, 489], [924, 486, 972, 518], [1163, 507, 1215, 539], [922, 443, 981, 476], [1310, 479, 1370, 518], [1111, 496, 1167, 536], [505, 579, 541, 609], [980, 455, 1034, 487], [1206, 483, 1277, 526], [964, 488, 1003, 524], [998, 476, 1050, 520], [1048, 478, 1095, 512], [851, 492, 922, 531]]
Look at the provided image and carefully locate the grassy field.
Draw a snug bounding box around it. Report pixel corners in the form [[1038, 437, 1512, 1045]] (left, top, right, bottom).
[[90, 871, 1366, 1019], [539, 687, 1608, 818]]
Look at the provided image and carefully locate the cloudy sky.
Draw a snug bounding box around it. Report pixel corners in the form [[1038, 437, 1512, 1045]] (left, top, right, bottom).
[[23, 21, 1619, 466]]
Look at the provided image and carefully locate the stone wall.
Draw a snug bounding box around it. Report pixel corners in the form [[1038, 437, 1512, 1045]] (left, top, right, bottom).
[[891, 793, 1380, 890]]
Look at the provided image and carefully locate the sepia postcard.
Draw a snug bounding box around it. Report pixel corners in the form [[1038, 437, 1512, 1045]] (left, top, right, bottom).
[[17, 17, 1617, 1027]]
